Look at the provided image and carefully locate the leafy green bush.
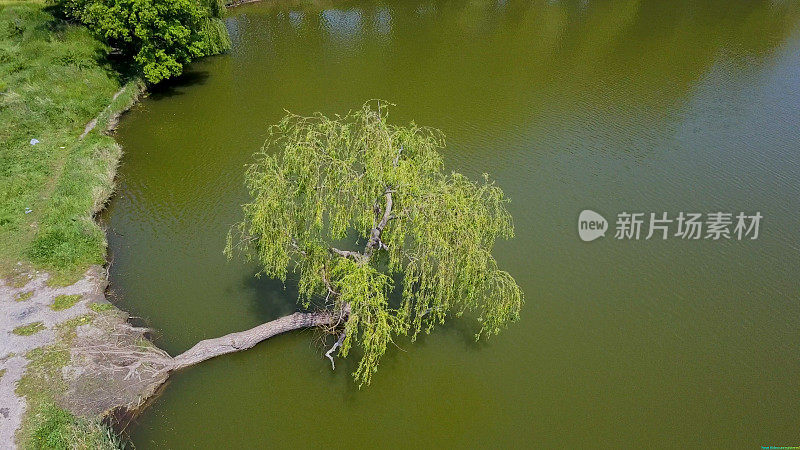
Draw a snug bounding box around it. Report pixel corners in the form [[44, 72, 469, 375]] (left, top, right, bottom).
[[54, 0, 230, 83]]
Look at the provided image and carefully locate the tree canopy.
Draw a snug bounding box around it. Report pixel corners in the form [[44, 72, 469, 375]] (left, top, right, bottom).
[[227, 103, 523, 386], [55, 0, 230, 83]]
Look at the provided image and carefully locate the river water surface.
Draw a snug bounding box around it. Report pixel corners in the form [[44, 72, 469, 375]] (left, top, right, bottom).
[[106, 1, 800, 447]]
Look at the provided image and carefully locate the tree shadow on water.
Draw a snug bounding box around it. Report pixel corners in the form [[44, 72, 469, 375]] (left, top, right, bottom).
[[329, 317, 490, 396], [240, 271, 311, 323], [237, 269, 493, 392], [146, 70, 210, 100]]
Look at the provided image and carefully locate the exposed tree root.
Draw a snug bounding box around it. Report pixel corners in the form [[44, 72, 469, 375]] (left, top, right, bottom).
[[70, 307, 350, 420]]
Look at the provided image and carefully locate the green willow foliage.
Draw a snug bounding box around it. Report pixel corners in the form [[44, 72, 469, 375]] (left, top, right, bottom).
[[228, 103, 523, 385], [54, 0, 230, 83]]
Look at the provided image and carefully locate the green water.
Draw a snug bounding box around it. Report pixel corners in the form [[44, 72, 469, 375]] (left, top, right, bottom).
[[106, 1, 800, 447]]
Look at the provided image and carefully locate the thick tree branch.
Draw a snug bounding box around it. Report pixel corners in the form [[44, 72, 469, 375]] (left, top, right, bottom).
[[364, 188, 394, 260], [325, 188, 395, 264], [377, 189, 394, 231]]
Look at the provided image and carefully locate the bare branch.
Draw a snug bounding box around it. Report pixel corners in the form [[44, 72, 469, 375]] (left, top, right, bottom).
[[377, 189, 394, 231], [325, 331, 347, 370], [330, 247, 366, 262], [320, 265, 339, 300], [290, 238, 307, 256], [364, 188, 395, 260], [394, 145, 404, 167]]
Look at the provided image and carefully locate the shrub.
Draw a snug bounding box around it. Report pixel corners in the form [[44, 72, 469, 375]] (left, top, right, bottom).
[[54, 0, 230, 83]]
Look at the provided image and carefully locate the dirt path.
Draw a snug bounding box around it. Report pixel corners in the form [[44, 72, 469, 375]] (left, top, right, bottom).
[[0, 266, 107, 448]]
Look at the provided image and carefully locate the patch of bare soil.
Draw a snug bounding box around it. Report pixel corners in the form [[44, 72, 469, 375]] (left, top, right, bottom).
[[0, 266, 171, 447]]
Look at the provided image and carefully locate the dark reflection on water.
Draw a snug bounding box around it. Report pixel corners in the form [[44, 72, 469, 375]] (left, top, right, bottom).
[[105, 0, 800, 447]]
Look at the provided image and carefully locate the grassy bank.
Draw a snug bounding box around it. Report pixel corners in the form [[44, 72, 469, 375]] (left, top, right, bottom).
[[0, 0, 141, 284], [0, 2, 139, 447], [1, 0, 233, 446]]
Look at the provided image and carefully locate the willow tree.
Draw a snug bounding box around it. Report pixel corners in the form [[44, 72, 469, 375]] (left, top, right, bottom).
[[170, 103, 523, 386]]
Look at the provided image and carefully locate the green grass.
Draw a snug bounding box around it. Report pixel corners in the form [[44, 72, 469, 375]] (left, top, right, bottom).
[[89, 302, 114, 312], [50, 294, 80, 311], [16, 290, 33, 301], [58, 313, 93, 330], [13, 321, 45, 336], [26, 402, 124, 450], [0, 2, 141, 282]]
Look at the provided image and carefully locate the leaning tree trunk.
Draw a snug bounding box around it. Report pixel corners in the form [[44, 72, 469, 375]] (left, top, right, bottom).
[[170, 310, 341, 371], [66, 308, 348, 421]]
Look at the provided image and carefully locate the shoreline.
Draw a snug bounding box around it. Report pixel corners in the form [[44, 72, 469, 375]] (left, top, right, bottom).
[[3, 1, 257, 444], [0, 77, 152, 446]]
